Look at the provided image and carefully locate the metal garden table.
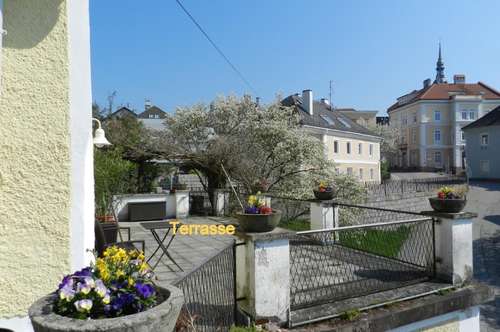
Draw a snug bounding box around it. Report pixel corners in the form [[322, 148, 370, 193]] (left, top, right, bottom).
[[140, 221, 183, 271]]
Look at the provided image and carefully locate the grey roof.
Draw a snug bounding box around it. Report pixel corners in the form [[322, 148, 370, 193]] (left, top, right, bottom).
[[109, 106, 137, 118], [138, 106, 167, 119], [282, 94, 379, 137], [463, 105, 500, 130]]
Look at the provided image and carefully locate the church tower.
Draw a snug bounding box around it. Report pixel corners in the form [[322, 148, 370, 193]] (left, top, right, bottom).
[[434, 43, 446, 84]]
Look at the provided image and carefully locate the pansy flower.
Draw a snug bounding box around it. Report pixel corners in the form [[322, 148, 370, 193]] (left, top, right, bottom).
[[74, 299, 93, 313]]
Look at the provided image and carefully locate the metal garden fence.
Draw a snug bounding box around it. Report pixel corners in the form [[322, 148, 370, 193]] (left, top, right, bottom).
[[174, 240, 236, 332], [289, 217, 435, 310], [365, 175, 467, 198]]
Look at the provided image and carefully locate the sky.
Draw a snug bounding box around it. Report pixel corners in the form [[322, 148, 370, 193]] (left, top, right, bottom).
[[90, 0, 500, 116]]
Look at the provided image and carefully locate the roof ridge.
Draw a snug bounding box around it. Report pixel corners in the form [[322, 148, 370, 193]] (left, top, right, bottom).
[[477, 81, 500, 97]]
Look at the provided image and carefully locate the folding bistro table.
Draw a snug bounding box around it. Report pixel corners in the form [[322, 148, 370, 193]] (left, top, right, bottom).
[[140, 221, 183, 271]]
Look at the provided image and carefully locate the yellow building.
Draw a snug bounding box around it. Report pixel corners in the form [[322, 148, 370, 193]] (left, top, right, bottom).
[[0, 1, 94, 330], [283, 90, 382, 183], [388, 46, 500, 173]]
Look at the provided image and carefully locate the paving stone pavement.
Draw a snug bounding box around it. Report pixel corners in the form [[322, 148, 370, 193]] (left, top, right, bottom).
[[468, 181, 500, 331], [120, 216, 237, 286]]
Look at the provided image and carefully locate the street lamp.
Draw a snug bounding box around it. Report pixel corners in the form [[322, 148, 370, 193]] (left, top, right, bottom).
[[92, 118, 111, 148]]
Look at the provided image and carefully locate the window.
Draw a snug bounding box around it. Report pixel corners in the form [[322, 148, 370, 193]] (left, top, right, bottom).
[[413, 113, 417, 123], [434, 151, 442, 164], [434, 130, 441, 143], [412, 129, 417, 144], [481, 134, 489, 146], [333, 140, 339, 153], [369, 144, 373, 156], [359, 168, 363, 179], [370, 169, 374, 180], [434, 111, 441, 121], [320, 114, 335, 126], [469, 111, 475, 120], [358, 143, 362, 154], [461, 131, 465, 142], [480, 160, 490, 173], [339, 118, 352, 128], [461, 111, 468, 120], [346, 142, 351, 154], [346, 167, 353, 176]]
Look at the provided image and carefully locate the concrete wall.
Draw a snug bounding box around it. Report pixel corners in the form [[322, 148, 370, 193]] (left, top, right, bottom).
[[390, 306, 480, 332], [0, 0, 93, 324], [465, 125, 500, 179]]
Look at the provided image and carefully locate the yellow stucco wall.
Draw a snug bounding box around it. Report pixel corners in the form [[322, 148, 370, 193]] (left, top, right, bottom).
[[323, 134, 381, 183], [0, 0, 71, 317]]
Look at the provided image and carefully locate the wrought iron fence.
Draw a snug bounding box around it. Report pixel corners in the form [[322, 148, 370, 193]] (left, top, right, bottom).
[[174, 240, 236, 332], [365, 176, 466, 198], [289, 217, 435, 310]]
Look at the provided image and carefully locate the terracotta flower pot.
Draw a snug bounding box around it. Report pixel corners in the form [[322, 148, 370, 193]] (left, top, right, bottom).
[[313, 189, 334, 200], [236, 210, 282, 233], [29, 285, 183, 332], [429, 197, 467, 213]]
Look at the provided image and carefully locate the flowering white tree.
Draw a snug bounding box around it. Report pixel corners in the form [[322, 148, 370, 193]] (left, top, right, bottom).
[[157, 95, 365, 213]]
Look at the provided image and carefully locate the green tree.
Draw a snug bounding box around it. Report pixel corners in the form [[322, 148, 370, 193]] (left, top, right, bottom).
[[157, 95, 366, 213], [103, 116, 160, 192], [94, 148, 137, 216]]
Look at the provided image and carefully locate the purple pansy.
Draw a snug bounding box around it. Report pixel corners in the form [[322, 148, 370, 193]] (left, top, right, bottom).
[[58, 285, 75, 301], [135, 283, 155, 299], [245, 206, 260, 214], [58, 275, 74, 290], [74, 267, 92, 278]]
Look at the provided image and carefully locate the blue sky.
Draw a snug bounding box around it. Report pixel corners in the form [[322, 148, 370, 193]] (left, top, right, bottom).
[[90, 1, 500, 115]]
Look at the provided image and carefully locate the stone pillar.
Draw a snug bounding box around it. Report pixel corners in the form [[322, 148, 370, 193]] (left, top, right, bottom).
[[422, 211, 476, 285], [310, 201, 338, 230], [214, 189, 230, 216], [174, 190, 190, 218], [236, 229, 295, 323]]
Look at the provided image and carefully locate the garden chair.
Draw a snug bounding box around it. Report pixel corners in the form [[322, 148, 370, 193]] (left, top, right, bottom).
[[94, 219, 145, 257]]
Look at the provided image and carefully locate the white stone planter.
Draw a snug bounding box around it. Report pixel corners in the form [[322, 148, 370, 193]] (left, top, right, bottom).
[[28, 285, 183, 332]]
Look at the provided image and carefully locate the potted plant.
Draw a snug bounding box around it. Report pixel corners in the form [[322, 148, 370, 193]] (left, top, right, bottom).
[[236, 192, 282, 233], [94, 149, 136, 243], [29, 246, 183, 332], [313, 181, 334, 200], [429, 186, 467, 213]]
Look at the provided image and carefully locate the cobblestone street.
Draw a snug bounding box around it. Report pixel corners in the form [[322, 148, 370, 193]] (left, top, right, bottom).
[[468, 181, 500, 331]]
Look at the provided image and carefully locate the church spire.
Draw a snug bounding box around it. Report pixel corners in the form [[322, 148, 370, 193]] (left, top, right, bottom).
[[434, 42, 445, 84]]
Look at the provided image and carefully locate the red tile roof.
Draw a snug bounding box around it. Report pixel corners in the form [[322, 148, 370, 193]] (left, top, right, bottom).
[[388, 82, 500, 112]]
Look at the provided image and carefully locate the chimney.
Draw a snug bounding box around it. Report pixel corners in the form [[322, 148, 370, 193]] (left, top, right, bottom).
[[453, 74, 466, 84], [423, 78, 431, 88], [302, 89, 313, 115], [145, 99, 152, 111]]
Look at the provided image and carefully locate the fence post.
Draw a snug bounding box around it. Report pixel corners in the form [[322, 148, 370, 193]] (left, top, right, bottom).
[[422, 211, 476, 285], [214, 189, 230, 216], [235, 229, 294, 324], [310, 201, 336, 230]]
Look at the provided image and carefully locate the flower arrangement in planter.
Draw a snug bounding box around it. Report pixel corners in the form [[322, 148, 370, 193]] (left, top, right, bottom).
[[236, 192, 282, 233], [29, 246, 183, 332], [313, 180, 334, 200], [429, 186, 467, 213], [55, 247, 155, 319]]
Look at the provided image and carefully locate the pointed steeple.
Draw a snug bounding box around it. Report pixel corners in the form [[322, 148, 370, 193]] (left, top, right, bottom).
[[434, 43, 445, 84]]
